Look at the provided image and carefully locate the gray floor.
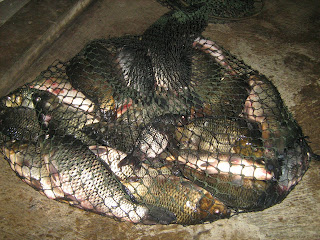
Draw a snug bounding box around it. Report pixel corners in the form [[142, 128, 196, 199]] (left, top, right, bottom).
[[0, 0, 319, 239], [0, 0, 30, 27]]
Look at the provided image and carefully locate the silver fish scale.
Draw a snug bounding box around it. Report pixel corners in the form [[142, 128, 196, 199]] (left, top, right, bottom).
[[46, 138, 120, 199]]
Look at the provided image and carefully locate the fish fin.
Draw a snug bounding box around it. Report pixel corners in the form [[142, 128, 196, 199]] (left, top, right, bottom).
[[118, 153, 142, 170], [142, 205, 176, 225], [121, 184, 137, 203], [89, 145, 107, 156]]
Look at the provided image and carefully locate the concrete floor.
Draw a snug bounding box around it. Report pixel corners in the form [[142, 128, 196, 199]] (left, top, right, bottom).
[[0, 0, 30, 27], [0, 0, 319, 239]]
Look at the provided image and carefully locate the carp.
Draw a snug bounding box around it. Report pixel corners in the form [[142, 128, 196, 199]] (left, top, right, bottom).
[[2, 136, 176, 224], [2, 141, 64, 199], [91, 145, 231, 225]]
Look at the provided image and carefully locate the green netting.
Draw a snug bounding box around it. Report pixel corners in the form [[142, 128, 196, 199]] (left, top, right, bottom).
[[0, 3, 314, 225], [157, 0, 265, 22]]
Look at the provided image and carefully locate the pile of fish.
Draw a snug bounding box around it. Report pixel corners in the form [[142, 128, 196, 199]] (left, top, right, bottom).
[[0, 7, 313, 225]]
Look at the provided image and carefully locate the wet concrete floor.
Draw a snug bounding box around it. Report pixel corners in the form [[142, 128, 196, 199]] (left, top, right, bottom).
[[0, 0, 319, 239]]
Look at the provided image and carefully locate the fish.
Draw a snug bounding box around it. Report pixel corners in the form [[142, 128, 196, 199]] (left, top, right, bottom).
[[117, 114, 264, 169], [90, 145, 230, 224], [89, 145, 135, 181], [66, 4, 212, 109], [242, 74, 303, 153], [90, 144, 176, 182], [124, 175, 230, 225], [241, 73, 308, 178], [0, 106, 43, 142], [277, 137, 311, 193], [190, 39, 250, 118], [192, 38, 237, 75], [141, 5, 209, 96], [175, 116, 263, 157], [166, 150, 275, 210], [9, 136, 175, 224], [0, 87, 44, 141], [32, 90, 101, 146], [66, 37, 155, 107], [95, 104, 185, 168], [166, 136, 312, 211], [178, 163, 275, 211], [2, 141, 64, 200], [191, 74, 250, 118], [65, 43, 118, 119]]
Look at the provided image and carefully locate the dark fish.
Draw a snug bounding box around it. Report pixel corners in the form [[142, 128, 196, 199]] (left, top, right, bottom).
[[191, 74, 250, 118], [30, 77, 96, 113], [32, 90, 100, 145], [242, 74, 309, 178], [0, 87, 43, 141], [0, 106, 42, 142], [190, 37, 250, 118], [67, 4, 210, 107], [142, 4, 209, 95], [277, 138, 311, 193], [66, 37, 155, 107]]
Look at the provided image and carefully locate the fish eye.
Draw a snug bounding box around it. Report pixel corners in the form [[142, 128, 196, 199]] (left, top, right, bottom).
[[35, 96, 41, 102]]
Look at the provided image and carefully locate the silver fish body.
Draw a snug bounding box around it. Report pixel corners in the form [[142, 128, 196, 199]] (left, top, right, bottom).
[[2, 141, 64, 200], [5, 136, 175, 224]]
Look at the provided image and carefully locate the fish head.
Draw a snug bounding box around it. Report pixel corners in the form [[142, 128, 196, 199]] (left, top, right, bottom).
[[198, 192, 231, 221], [277, 137, 311, 193]]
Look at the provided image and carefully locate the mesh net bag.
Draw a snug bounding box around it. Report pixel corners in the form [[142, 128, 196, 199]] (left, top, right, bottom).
[[0, 3, 313, 225], [157, 0, 265, 22]]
